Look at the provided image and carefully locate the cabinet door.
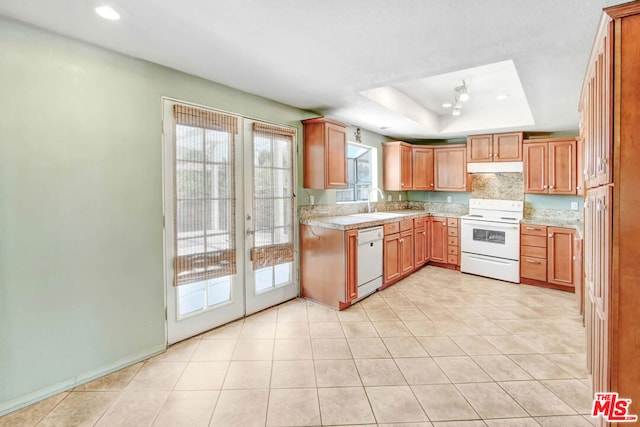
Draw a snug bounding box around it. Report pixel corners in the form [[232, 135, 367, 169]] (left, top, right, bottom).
[[400, 145, 413, 190], [576, 137, 585, 196], [493, 132, 523, 161], [430, 218, 447, 263], [413, 147, 434, 190], [548, 139, 577, 194], [325, 123, 348, 188], [434, 146, 467, 191], [384, 234, 401, 285], [467, 134, 493, 162], [574, 236, 583, 315], [547, 227, 575, 286], [414, 226, 426, 268], [400, 229, 414, 276], [345, 230, 358, 303], [523, 142, 548, 193]]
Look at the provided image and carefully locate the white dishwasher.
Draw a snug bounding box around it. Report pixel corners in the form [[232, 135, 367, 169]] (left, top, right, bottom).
[[356, 226, 384, 302]]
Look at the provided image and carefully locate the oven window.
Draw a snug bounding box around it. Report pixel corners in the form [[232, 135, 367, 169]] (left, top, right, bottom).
[[473, 228, 506, 244]]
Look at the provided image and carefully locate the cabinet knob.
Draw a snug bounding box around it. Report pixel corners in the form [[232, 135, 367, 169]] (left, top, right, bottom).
[[548, 233, 553, 238], [543, 185, 548, 189], [430, 183, 434, 187], [549, 186, 554, 190], [577, 186, 582, 190]]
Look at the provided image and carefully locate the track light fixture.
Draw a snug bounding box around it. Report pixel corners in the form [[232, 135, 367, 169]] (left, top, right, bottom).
[[443, 80, 469, 116]]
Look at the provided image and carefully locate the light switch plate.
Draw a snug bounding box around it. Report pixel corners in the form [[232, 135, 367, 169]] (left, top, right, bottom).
[[571, 201, 578, 210], [447, 196, 452, 203], [387, 195, 392, 202], [309, 195, 314, 205], [399, 194, 402, 201]]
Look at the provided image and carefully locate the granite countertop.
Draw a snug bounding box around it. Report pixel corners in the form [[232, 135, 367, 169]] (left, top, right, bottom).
[[521, 218, 584, 239], [300, 210, 463, 231]]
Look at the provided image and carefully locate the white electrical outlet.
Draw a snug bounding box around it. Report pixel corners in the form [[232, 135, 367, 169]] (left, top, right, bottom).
[[309, 195, 314, 205], [447, 196, 452, 203], [571, 201, 578, 210], [399, 194, 402, 201], [388, 195, 392, 202]]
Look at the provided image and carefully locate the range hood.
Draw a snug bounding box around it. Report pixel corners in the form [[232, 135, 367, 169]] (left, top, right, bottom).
[[467, 161, 523, 173]]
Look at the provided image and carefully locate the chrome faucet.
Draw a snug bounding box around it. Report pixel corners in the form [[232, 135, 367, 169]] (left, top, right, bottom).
[[367, 187, 385, 213]]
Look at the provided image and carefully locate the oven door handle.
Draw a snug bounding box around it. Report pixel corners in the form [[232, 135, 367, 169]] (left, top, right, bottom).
[[461, 219, 520, 230], [466, 255, 514, 266]]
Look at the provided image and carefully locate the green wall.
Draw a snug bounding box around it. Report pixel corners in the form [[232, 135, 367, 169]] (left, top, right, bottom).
[[0, 17, 313, 413]]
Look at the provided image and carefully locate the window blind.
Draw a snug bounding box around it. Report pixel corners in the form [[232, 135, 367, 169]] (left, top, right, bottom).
[[249, 122, 296, 270], [173, 104, 238, 286]]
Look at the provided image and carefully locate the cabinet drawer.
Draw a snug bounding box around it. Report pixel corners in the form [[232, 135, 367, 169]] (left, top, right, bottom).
[[521, 245, 546, 258], [414, 217, 425, 229], [447, 218, 459, 227], [447, 254, 459, 265], [521, 224, 547, 236], [447, 236, 458, 246], [400, 219, 414, 232], [447, 227, 458, 237], [521, 234, 547, 247], [521, 256, 547, 281], [447, 246, 459, 255], [384, 222, 400, 235]]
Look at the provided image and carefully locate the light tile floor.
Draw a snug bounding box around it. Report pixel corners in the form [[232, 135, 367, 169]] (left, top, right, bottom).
[[0, 266, 598, 426]]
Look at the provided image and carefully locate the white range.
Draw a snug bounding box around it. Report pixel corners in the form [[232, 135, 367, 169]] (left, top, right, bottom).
[[460, 198, 524, 283]]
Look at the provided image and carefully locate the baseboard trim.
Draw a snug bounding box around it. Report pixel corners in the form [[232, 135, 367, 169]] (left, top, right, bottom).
[[0, 344, 166, 417]]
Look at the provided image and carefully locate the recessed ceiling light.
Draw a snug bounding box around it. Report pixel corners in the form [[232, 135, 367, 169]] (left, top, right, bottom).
[[496, 94, 508, 100], [442, 103, 452, 108], [95, 5, 120, 20], [452, 109, 461, 116]]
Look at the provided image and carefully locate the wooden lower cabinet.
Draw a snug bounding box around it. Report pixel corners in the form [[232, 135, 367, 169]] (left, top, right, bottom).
[[520, 224, 577, 292], [548, 227, 575, 287], [446, 218, 460, 266], [300, 225, 359, 310], [383, 233, 401, 285], [414, 217, 429, 268], [384, 220, 414, 287], [430, 217, 448, 263], [345, 230, 358, 303]]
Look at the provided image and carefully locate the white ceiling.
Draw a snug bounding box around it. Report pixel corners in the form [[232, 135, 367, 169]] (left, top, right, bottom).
[[0, 0, 621, 140]]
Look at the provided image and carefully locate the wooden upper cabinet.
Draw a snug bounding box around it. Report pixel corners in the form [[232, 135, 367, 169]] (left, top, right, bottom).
[[467, 132, 523, 162], [302, 117, 347, 189], [549, 139, 577, 194], [400, 145, 413, 190], [382, 141, 413, 191], [412, 147, 434, 190], [494, 132, 523, 161], [523, 142, 548, 193], [524, 138, 577, 195], [434, 144, 468, 192], [467, 134, 493, 162]]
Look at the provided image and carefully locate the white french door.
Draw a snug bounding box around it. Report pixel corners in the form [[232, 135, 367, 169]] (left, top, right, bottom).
[[243, 120, 298, 315], [162, 99, 297, 344]]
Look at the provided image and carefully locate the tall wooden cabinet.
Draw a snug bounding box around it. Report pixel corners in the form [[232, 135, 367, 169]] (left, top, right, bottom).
[[302, 117, 348, 189], [580, 1, 640, 412]]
